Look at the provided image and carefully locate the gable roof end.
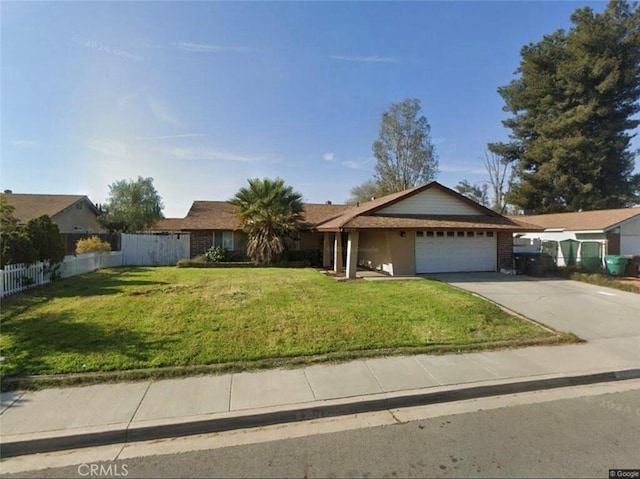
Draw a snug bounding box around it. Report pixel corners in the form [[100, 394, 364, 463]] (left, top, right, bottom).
[[315, 181, 509, 232], [1, 193, 98, 224]]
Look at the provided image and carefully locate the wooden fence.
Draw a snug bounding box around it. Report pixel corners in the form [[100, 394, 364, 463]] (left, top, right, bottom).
[[121, 233, 190, 266]]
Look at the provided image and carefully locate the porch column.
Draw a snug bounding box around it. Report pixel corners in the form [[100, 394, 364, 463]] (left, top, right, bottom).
[[323, 232, 332, 268], [333, 233, 344, 274], [346, 231, 360, 279]]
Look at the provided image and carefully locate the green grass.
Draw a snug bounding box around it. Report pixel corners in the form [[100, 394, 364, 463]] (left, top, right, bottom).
[[568, 271, 639, 294], [0, 267, 566, 379]]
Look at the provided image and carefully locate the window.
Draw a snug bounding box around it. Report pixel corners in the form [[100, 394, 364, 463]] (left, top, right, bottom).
[[477, 232, 484, 237], [213, 231, 233, 250], [466, 231, 475, 237], [426, 231, 434, 237], [457, 231, 465, 237], [447, 231, 454, 237], [436, 231, 444, 237], [487, 232, 494, 238], [416, 231, 424, 237]]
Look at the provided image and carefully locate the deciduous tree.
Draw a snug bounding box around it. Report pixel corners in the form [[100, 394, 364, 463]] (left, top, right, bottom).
[[100, 177, 164, 232], [349, 98, 439, 203]]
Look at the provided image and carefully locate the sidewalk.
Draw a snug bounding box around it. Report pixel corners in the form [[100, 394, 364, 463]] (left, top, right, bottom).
[[2, 335, 639, 458]]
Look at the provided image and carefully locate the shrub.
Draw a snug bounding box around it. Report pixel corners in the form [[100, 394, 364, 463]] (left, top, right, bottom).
[[284, 249, 322, 267], [25, 215, 65, 264], [204, 246, 229, 262], [76, 236, 112, 254]]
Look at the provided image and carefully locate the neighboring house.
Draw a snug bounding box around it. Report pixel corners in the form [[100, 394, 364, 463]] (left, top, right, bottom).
[[512, 208, 640, 257], [170, 182, 539, 277], [176, 201, 351, 260], [1, 192, 105, 234]]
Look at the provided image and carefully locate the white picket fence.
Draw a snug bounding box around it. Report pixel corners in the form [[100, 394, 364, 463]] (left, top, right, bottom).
[[121, 233, 190, 266], [0, 233, 191, 297], [0, 262, 52, 297], [0, 252, 124, 298]]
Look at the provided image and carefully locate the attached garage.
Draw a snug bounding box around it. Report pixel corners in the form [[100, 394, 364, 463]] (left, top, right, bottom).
[[415, 230, 497, 273], [315, 182, 542, 278]]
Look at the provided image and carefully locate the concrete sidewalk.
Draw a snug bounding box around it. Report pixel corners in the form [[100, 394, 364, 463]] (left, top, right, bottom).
[[2, 336, 639, 457]]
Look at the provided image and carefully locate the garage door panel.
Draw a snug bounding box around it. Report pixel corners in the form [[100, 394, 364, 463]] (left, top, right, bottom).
[[416, 233, 496, 273]]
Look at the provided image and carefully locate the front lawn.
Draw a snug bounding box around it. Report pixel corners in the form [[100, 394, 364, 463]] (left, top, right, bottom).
[[0, 268, 567, 378]]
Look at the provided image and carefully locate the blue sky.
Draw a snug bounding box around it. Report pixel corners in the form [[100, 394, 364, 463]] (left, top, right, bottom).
[[2, 0, 633, 217]]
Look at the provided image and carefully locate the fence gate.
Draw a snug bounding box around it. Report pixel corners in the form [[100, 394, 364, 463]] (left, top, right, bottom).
[[121, 233, 190, 266]]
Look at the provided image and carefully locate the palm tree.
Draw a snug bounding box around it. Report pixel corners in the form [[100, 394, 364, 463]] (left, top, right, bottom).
[[230, 178, 304, 266]]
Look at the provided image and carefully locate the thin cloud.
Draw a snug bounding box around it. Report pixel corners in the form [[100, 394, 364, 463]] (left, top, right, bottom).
[[341, 160, 369, 170], [165, 147, 264, 163], [148, 97, 178, 124], [10, 140, 39, 148], [323, 152, 335, 162], [330, 55, 399, 63], [130, 134, 206, 141], [86, 139, 131, 158], [174, 42, 255, 53]]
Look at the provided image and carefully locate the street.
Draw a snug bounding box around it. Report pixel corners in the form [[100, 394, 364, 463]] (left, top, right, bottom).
[[3, 383, 639, 478]]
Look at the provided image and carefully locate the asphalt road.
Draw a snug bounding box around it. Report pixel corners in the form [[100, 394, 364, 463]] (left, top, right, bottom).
[[5, 388, 639, 479]]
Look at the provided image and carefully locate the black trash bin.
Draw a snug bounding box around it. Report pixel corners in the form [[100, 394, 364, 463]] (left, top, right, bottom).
[[514, 252, 554, 277]]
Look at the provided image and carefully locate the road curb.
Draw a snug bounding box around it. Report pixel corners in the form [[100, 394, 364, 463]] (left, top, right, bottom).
[[3, 368, 639, 458]]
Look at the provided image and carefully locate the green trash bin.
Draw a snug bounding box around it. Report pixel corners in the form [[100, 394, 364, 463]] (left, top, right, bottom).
[[605, 255, 628, 276]]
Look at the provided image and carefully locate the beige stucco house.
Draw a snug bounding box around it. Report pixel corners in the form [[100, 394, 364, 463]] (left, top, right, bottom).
[[1, 192, 105, 234], [160, 181, 539, 276], [314, 182, 540, 277]]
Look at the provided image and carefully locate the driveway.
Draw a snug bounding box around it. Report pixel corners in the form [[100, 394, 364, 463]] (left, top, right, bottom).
[[429, 273, 640, 341]]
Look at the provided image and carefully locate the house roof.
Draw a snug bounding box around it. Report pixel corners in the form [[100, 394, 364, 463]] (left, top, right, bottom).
[[149, 218, 185, 231], [344, 214, 543, 231], [179, 201, 352, 230], [315, 182, 537, 232], [1, 193, 97, 224], [510, 208, 640, 232]]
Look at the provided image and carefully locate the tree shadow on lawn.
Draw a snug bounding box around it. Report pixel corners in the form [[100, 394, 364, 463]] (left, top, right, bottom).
[[3, 268, 169, 309], [1, 309, 178, 377]]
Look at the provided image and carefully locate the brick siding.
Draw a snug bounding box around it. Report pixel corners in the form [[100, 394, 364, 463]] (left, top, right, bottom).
[[190, 231, 214, 257], [497, 232, 513, 270]]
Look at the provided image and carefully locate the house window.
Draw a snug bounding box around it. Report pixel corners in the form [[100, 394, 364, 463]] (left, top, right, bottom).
[[457, 231, 465, 237], [487, 232, 494, 238], [213, 231, 234, 250], [477, 232, 484, 237], [447, 231, 455, 237], [416, 231, 424, 237], [466, 231, 475, 237], [436, 232, 444, 237], [426, 231, 434, 237]]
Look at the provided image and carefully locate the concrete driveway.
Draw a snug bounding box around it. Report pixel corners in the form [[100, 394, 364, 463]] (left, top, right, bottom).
[[429, 273, 640, 341]]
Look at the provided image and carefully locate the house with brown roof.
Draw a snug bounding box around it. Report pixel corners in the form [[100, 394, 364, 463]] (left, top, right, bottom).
[[171, 181, 539, 277], [314, 182, 540, 277], [155, 201, 351, 260], [1, 192, 105, 234], [512, 208, 640, 258]]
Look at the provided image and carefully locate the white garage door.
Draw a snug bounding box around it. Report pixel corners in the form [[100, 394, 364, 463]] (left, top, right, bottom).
[[415, 231, 497, 273]]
